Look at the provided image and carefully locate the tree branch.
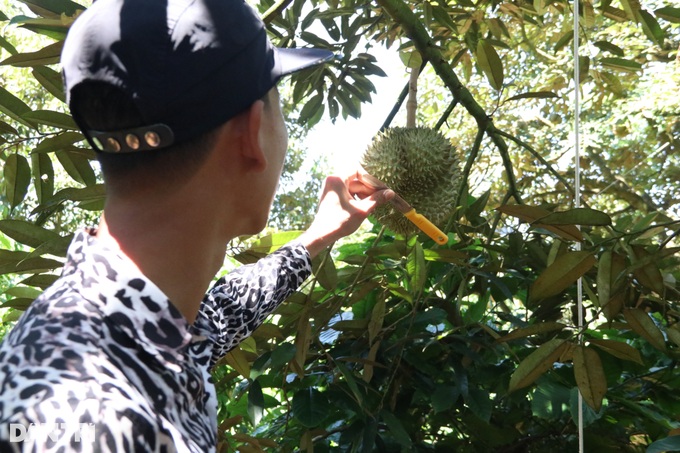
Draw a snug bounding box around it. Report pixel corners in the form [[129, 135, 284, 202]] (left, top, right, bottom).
[[262, 0, 294, 24], [376, 0, 522, 203]]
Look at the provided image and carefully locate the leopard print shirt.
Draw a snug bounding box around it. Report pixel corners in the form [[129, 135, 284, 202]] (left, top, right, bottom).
[[0, 229, 312, 452]]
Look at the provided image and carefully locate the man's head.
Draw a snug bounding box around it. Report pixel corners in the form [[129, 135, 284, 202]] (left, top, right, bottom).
[[61, 0, 332, 192]]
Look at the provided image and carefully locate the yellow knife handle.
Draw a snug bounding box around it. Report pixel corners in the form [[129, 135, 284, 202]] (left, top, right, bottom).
[[404, 209, 449, 245]]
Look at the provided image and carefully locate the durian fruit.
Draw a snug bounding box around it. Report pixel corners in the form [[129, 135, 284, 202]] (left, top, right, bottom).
[[361, 127, 462, 236]]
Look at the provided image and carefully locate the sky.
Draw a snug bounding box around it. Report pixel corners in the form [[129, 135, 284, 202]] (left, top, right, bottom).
[[303, 47, 410, 175]]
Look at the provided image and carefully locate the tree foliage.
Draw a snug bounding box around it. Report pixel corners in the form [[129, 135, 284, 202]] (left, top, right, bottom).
[[1, 0, 680, 452]]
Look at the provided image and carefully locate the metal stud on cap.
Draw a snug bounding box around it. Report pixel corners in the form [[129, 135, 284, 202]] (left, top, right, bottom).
[[144, 131, 161, 148], [88, 124, 175, 153], [106, 137, 121, 152], [125, 134, 140, 150]]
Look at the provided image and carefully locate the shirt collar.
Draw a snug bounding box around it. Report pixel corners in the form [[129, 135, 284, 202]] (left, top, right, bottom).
[[64, 229, 197, 361]]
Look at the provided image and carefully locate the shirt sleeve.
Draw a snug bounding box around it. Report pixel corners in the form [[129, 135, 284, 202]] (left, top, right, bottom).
[[195, 241, 312, 369]]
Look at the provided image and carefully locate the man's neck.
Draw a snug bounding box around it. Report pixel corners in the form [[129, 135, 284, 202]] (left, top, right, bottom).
[[96, 188, 229, 324]]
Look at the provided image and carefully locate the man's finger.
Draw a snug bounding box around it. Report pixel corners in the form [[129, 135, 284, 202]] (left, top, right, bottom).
[[353, 188, 394, 213]]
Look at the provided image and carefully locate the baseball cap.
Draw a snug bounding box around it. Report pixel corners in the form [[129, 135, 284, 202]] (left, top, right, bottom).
[[61, 0, 334, 153]]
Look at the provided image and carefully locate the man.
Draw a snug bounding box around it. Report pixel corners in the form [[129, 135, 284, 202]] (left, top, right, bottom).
[[0, 0, 392, 451]]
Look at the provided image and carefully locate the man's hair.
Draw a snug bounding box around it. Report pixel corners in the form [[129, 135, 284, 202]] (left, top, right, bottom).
[[70, 82, 219, 195]]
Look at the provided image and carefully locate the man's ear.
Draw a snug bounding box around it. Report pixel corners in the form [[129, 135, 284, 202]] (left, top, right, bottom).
[[241, 99, 266, 172], [212, 99, 266, 174]]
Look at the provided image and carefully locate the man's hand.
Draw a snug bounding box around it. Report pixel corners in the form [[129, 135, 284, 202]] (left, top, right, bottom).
[[298, 172, 394, 258]]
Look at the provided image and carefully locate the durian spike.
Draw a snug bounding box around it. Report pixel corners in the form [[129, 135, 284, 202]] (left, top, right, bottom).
[[360, 174, 449, 245]]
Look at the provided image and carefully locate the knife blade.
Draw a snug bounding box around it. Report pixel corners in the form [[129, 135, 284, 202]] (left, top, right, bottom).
[[359, 173, 449, 245]]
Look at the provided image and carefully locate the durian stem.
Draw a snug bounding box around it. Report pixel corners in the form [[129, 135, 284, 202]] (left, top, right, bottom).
[[380, 61, 428, 132], [406, 68, 419, 128]]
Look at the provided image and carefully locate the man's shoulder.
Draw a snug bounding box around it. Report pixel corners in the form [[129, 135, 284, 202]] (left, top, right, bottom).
[[0, 278, 102, 366]]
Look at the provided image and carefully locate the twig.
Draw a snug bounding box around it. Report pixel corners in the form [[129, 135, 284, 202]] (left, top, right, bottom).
[[434, 99, 458, 131], [262, 0, 294, 24], [494, 128, 577, 202]]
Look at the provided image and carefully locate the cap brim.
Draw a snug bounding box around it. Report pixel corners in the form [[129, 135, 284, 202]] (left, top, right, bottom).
[[275, 47, 335, 78]]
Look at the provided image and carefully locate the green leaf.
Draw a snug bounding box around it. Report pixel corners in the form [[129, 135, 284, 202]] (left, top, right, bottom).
[[531, 377, 571, 420], [0, 41, 63, 67], [498, 204, 583, 241], [0, 35, 17, 55], [235, 231, 303, 263], [0, 121, 19, 136], [367, 295, 385, 344], [32, 184, 106, 213], [335, 361, 363, 405], [537, 208, 612, 227], [407, 239, 426, 291], [224, 347, 250, 379], [578, 56, 590, 83], [17, 0, 83, 17], [380, 410, 412, 447], [598, 251, 627, 321], [298, 93, 324, 124], [431, 384, 460, 413], [336, 88, 360, 119], [465, 387, 492, 422], [509, 338, 568, 392], [292, 388, 330, 428], [3, 154, 31, 209], [463, 292, 489, 324], [31, 152, 54, 204], [55, 149, 97, 186], [422, 248, 466, 264], [599, 71, 624, 95], [3, 286, 42, 299], [19, 23, 68, 41], [631, 246, 665, 295], [496, 322, 567, 343], [24, 234, 73, 259], [665, 327, 680, 348], [619, 0, 641, 20], [22, 110, 77, 130], [655, 7, 680, 23], [589, 339, 643, 365], [569, 387, 603, 427], [594, 41, 625, 56], [600, 57, 643, 72], [431, 5, 457, 32], [0, 298, 34, 310], [505, 91, 558, 102], [0, 249, 63, 275], [32, 132, 85, 153], [476, 39, 504, 91], [32, 66, 66, 102], [573, 346, 607, 412], [0, 219, 61, 248], [399, 49, 422, 69], [247, 380, 265, 426], [0, 86, 35, 128], [20, 273, 59, 289], [553, 30, 573, 52], [311, 248, 337, 290], [638, 10, 664, 46], [269, 342, 296, 370], [530, 252, 596, 302], [623, 308, 667, 352], [646, 436, 680, 453]]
